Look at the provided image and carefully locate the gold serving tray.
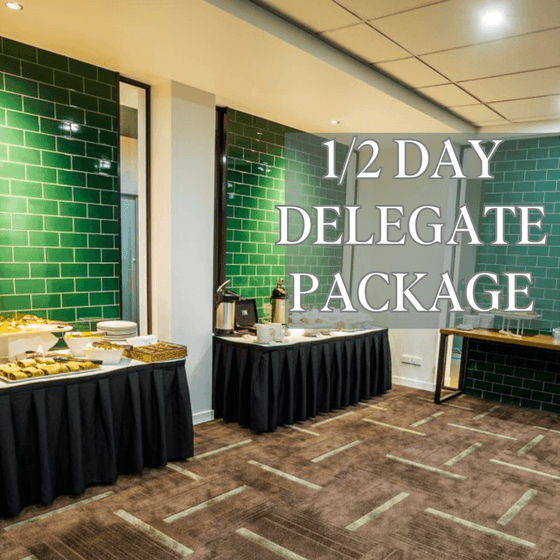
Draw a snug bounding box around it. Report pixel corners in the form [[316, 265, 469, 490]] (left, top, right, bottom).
[[125, 342, 187, 363], [0, 366, 102, 384]]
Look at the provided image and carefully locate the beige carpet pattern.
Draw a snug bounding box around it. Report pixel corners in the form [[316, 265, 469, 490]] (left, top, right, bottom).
[[3, 386, 560, 559]]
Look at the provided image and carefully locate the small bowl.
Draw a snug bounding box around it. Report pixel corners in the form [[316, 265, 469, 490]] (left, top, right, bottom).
[[63, 332, 104, 357], [83, 346, 124, 365]]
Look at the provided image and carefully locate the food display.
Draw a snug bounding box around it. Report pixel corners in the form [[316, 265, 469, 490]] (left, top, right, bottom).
[[63, 331, 105, 357], [0, 357, 99, 382], [0, 314, 69, 334], [83, 340, 126, 365], [125, 342, 187, 363], [65, 331, 103, 339]]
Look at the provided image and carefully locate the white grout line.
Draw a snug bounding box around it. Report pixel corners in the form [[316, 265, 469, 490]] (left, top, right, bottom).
[[410, 411, 444, 427], [425, 508, 535, 548], [237, 528, 308, 560], [167, 463, 203, 481], [164, 486, 249, 523], [386, 454, 466, 480], [4, 491, 114, 532], [363, 419, 426, 436], [490, 459, 560, 481], [358, 402, 387, 410], [345, 492, 409, 531], [114, 510, 193, 556], [189, 439, 252, 460], [416, 397, 473, 411], [288, 425, 321, 437], [517, 435, 545, 456], [447, 423, 517, 440], [248, 460, 322, 490], [311, 440, 362, 463], [312, 411, 355, 427], [473, 405, 499, 421], [536, 426, 560, 435], [497, 489, 538, 526], [444, 443, 482, 466]]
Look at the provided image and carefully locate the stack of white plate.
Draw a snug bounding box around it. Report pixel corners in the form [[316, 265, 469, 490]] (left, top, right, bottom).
[[97, 320, 138, 342]]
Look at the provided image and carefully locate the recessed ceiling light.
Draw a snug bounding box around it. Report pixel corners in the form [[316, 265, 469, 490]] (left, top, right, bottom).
[[479, 6, 507, 30], [331, 120, 340, 125], [5, 2, 23, 10]]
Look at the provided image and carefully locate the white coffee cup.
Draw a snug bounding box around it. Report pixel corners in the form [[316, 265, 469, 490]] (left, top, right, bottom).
[[270, 323, 284, 342], [256, 323, 274, 343]]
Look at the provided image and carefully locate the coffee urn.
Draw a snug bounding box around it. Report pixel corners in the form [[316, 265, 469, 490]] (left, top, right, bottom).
[[271, 278, 288, 325], [215, 280, 239, 335]]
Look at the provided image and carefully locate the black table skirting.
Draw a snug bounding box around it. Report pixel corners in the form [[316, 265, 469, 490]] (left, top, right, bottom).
[[0, 360, 193, 518], [213, 329, 392, 433]]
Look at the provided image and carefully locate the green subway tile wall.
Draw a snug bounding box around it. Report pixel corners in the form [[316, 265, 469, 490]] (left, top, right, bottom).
[[0, 37, 120, 322], [225, 109, 347, 321]]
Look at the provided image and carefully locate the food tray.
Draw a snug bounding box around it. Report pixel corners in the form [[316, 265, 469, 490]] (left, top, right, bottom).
[[124, 341, 187, 363], [0, 366, 101, 383]]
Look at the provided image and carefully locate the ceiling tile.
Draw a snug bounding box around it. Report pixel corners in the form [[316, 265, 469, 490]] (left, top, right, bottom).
[[450, 104, 508, 125], [321, 23, 410, 63], [418, 84, 479, 106], [334, 0, 444, 21], [256, 0, 361, 32], [372, 0, 560, 55], [489, 95, 560, 122], [420, 28, 560, 82], [375, 57, 449, 87], [460, 67, 560, 103]]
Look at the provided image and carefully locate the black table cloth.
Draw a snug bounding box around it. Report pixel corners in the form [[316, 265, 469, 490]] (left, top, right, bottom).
[[213, 329, 392, 433], [0, 360, 193, 518]]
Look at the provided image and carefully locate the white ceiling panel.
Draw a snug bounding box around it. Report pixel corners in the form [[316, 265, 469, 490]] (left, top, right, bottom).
[[460, 67, 560, 103], [489, 95, 560, 122], [376, 58, 449, 87], [450, 104, 508, 125], [321, 23, 409, 62], [418, 84, 479, 106], [420, 28, 560, 82], [372, 0, 560, 55], [256, 0, 361, 32], [334, 0, 446, 21]]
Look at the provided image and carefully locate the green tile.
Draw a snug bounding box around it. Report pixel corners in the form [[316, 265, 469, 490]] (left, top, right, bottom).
[[60, 233, 88, 247], [89, 263, 114, 277], [37, 49, 68, 71], [75, 248, 100, 262], [10, 180, 42, 198], [0, 195, 26, 212], [101, 220, 118, 234], [30, 263, 60, 277], [60, 264, 87, 277], [57, 137, 85, 156], [5, 75, 37, 97], [87, 174, 112, 190], [0, 178, 8, 194], [90, 291, 114, 306], [74, 218, 100, 233], [46, 248, 74, 262], [32, 294, 61, 308], [54, 70, 84, 92], [12, 214, 43, 230], [25, 131, 56, 150], [39, 117, 66, 137], [59, 201, 86, 217], [102, 277, 119, 291], [9, 145, 40, 165], [43, 184, 72, 201], [72, 156, 97, 173], [42, 150, 71, 169], [73, 187, 99, 203], [102, 305, 120, 319], [39, 83, 70, 105], [0, 263, 29, 278], [0, 126, 24, 145], [14, 246, 44, 262], [44, 216, 72, 231], [29, 231, 60, 246], [99, 130, 116, 147], [62, 292, 89, 307], [0, 230, 27, 246], [86, 142, 112, 160], [0, 144, 6, 161], [6, 111, 39, 131], [88, 234, 113, 248], [0, 54, 21, 75], [23, 97, 55, 118], [0, 294, 31, 310], [27, 165, 57, 183], [0, 279, 14, 295], [72, 125, 98, 143], [0, 90, 22, 111], [70, 91, 97, 112], [68, 59, 97, 80], [0, 246, 12, 261], [15, 278, 46, 293], [84, 79, 110, 99], [47, 278, 74, 292], [0, 212, 10, 228], [85, 111, 112, 130], [98, 99, 117, 116], [97, 67, 117, 85], [48, 308, 76, 322], [28, 198, 58, 215], [58, 169, 85, 186], [76, 278, 101, 292], [0, 110, 4, 127], [3, 38, 36, 62], [21, 61, 54, 84], [76, 306, 102, 319], [56, 104, 85, 124], [102, 249, 118, 262], [100, 191, 118, 205], [0, 161, 25, 179], [88, 204, 112, 220]]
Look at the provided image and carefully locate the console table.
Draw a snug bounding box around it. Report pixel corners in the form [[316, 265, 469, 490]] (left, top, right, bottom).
[[213, 329, 392, 433]]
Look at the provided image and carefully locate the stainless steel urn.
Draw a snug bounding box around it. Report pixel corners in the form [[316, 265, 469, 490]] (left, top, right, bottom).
[[271, 278, 288, 325], [215, 280, 239, 335]]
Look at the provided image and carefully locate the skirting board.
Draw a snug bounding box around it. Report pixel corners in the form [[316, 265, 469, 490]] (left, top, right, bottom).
[[393, 375, 435, 392], [193, 409, 215, 425]]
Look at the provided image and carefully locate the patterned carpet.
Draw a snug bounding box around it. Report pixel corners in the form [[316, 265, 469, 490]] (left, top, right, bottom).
[[2, 385, 560, 559]]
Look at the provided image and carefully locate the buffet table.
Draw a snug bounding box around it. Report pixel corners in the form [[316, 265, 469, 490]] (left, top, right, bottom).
[[0, 358, 193, 518], [213, 328, 391, 433]]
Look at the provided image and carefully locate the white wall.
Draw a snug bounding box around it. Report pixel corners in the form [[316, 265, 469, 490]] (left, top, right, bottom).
[[151, 81, 216, 424]]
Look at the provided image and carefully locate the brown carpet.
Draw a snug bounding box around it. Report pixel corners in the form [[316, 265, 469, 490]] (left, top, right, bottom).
[[3, 386, 560, 559]]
